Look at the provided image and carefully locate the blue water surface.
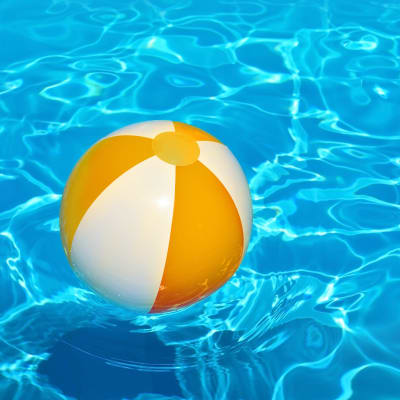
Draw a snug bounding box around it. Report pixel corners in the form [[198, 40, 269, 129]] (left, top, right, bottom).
[[1, 0, 400, 399]]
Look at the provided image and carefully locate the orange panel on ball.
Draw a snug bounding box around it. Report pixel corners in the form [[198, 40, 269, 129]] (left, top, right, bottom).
[[150, 161, 244, 313], [173, 121, 221, 143], [60, 135, 154, 258]]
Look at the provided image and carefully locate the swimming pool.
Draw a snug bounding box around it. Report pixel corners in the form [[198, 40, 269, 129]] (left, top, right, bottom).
[[1, 0, 400, 398]]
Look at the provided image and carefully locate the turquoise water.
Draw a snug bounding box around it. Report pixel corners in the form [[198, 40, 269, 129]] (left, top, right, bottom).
[[1, 0, 400, 399]]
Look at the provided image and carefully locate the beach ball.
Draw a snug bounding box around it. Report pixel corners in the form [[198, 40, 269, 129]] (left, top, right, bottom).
[[60, 120, 252, 313]]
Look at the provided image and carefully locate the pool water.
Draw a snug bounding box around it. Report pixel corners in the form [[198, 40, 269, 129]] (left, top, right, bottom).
[[1, 0, 400, 399]]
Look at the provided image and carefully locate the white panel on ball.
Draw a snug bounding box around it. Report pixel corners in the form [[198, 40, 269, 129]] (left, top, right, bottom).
[[70, 156, 175, 312]]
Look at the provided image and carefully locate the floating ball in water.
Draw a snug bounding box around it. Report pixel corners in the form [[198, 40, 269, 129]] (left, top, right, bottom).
[[60, 120, 252, 313]]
